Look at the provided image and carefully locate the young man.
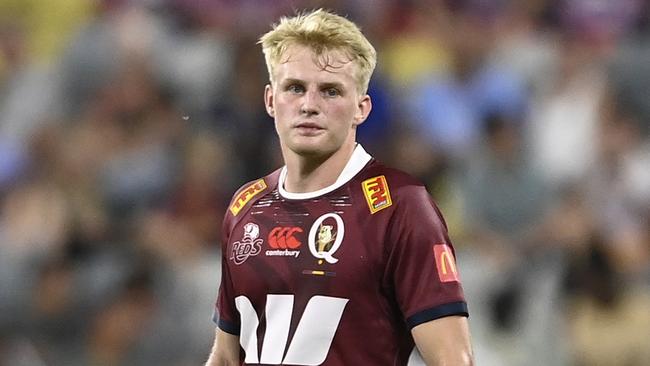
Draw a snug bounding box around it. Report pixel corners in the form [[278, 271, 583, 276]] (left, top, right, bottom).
[[206, 9, 473, 366]]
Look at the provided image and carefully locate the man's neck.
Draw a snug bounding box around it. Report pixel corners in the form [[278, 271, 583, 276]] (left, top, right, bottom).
[[283, 142, 356, 193]]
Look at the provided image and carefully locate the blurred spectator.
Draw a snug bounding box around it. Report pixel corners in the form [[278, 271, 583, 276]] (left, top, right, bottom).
[[0, 14, 60, 172], [380, 1, 450, 88], [86, 264, 158, 366], [527, 0, 645, 189], [458, 113, 555, 364], [0, 0, 92, 64], [94, 59, 182, 222], [608, 40, 650, 136], [527, 30, 607, 189], [565, 238, 650, 366], [404, 1, 528, 160], [463, 114, 548, 249], [384, 126, 466, 240], [582, 90, 650, 275]]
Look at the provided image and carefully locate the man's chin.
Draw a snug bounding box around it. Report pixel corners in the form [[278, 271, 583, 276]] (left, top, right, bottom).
[[287, 142, 333, 159]]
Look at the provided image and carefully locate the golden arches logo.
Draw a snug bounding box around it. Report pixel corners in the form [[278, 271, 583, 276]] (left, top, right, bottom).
[[439, 251, 457, 275], [433, 244, 459, 282]]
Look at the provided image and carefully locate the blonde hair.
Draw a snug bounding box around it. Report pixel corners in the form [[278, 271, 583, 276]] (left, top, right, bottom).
[[259, 9, 377, 94]]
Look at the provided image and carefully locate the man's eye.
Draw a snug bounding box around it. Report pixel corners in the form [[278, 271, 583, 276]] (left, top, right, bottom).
[[323, 88, 340, 97], [288, 84, 304, 93]]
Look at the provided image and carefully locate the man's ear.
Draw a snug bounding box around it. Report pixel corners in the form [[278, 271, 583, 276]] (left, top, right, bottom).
[[353, 94, 372, 127], [264, 84, 275, 118]]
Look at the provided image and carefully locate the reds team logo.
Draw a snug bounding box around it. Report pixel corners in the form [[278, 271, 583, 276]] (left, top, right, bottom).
[[308, 213, 344, 264], [230, 223, 262, 265]]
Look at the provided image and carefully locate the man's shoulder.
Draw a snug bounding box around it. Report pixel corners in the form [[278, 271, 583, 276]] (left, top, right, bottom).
[[227, 168, 281, 217], [353, 160, 430, 213], [357, 160, 427, 193], [357, 160, 450, 233]]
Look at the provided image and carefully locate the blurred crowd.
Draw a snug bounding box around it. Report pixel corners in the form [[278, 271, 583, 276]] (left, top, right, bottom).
[[0, 0, 649, 365]]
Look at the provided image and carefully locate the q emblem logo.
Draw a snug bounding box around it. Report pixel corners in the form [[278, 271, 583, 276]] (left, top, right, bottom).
[[308, 213, 344, 264]]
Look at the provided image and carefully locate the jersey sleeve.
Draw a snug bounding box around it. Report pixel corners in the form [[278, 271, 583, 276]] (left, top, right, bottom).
[[384, 184, 468, 330], [211, 172, 279, 335], [213, 212, 240, 335]]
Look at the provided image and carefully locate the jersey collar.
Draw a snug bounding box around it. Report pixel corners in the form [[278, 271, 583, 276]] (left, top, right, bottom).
[[278, 144, 372, 200]]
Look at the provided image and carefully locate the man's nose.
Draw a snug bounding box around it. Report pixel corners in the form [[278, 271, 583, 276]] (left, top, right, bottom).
[[300, 89, 320, 116]]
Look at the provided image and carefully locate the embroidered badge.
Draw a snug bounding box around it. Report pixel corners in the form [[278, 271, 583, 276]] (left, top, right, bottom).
[[230, 223, 263, 265], [362, 175, 392, 214]]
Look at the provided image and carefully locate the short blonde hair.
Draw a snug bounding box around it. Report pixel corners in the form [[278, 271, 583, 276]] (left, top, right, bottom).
[[259, 9, 377, 94]]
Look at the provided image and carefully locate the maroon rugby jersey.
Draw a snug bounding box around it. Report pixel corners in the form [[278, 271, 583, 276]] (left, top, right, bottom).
[[214, 145, 468, 365]]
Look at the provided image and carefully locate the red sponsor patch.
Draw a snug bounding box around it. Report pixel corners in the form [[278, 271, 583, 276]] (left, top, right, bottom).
[[268, 227, 303, 249], [230, 179, 267, 216], [433, 244, 459, 282], [362, 175, 392, 214]]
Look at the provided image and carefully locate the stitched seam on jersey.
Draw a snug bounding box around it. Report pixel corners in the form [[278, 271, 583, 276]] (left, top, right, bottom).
[[405, 301, 468, 329]]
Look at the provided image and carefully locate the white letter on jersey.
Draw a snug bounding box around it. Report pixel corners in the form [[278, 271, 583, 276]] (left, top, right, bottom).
[[260, 295, 294, 364], [283, 295, 349, 365], [235, 294, 349, 365], [235, 296, 260, 363]]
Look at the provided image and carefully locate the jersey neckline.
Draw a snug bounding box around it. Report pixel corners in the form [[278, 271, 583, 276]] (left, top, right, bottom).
[[278, 144, 372, 200]]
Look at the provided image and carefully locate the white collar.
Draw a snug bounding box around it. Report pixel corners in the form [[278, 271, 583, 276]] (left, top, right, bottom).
[[278, 144, 372, 200]]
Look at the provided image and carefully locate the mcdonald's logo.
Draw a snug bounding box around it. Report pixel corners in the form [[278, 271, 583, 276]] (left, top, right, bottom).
[[230, 179, 267, 216], [433, 244, 459, 282]]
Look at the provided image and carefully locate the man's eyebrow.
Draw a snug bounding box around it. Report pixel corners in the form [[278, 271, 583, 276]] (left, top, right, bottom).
[[280, 79, 345, 90], [281, 78, 305, 85], [319, 81, 345, 89]]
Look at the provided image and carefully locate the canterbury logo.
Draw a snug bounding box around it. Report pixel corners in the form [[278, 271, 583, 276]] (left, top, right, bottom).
[[433, 244, 459, 282], [230, 179, 267, 216], [268, 227, 303, 249], [362, 175, 392, 214]]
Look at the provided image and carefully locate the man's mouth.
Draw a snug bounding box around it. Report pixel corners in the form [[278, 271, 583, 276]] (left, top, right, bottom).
[[295, 122, 325, 134]]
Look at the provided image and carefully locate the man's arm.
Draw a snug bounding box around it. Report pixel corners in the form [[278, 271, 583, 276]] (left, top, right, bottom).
[[205, 328, 240, 366], [412, 315, 474, 366]]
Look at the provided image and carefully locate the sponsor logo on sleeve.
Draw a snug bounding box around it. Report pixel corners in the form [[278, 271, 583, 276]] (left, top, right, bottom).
[[230, 223, 262, 265], [362, 175, 392, 214], [266, 227, 302, 258], [230, 179, 267, 216], [433, 244, 459, 282]]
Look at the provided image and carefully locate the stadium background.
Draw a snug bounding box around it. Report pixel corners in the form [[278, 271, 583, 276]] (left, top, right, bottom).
[[0, 0, 648, 365]]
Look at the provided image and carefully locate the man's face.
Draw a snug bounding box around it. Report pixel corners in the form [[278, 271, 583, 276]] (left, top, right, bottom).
[[265, 45, 371, 158]]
